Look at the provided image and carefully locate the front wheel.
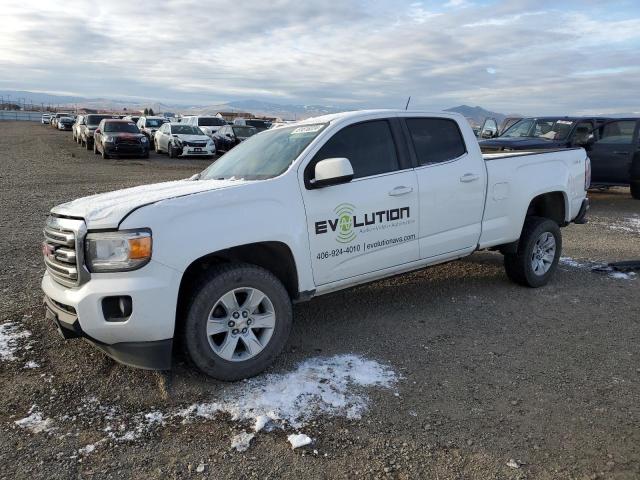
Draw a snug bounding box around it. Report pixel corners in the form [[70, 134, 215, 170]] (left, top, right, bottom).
[[182, 263, 292, 381], [504, 216, 561, 288]]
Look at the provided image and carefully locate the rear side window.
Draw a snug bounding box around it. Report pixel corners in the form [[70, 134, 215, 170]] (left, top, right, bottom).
[[313, 120, 399, 179], [596, 120, 636, 144], [406, 118, 466, 165]]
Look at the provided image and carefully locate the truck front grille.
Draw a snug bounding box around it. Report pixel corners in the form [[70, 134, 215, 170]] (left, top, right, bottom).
[[43, 216, 87, 287]]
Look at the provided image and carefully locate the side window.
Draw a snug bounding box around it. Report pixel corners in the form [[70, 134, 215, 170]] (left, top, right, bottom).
[[312, 120, 399, 179], [571, 121, 592, 144], [596, 121, 636, 145], [406, 118, 466, 165]]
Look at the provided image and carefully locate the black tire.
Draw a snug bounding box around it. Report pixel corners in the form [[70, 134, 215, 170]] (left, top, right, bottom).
[[631, 182, 640, 200], [168, 143, 176, 158], [182, 263, 292, 381], [504, 216, 561, 288]]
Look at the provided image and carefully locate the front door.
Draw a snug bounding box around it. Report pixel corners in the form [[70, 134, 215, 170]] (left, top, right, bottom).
[[588, 120, 638, 184], [301, 119, 420, 286]]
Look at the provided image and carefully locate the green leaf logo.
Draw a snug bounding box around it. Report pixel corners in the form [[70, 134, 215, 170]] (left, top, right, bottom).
[[335, 203, 357, 243]]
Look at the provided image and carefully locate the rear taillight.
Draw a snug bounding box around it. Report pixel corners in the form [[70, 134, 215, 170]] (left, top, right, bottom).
[[584, 156, 591, 190]]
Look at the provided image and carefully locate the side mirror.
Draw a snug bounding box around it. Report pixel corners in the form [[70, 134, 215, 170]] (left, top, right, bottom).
[[311, 158, 354, 188]]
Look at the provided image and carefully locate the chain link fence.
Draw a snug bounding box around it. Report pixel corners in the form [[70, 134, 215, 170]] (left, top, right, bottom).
[[0, 110, 46, 122]]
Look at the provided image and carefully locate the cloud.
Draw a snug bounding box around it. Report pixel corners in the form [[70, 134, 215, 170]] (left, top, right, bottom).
[[0, 0, 638, 114]]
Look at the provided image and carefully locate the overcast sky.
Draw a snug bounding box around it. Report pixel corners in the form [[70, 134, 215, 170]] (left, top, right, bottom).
[[0, 0, 638, 114]]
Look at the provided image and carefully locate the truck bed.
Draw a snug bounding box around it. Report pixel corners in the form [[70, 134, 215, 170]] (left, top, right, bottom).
[[482, 147, 584, 161]]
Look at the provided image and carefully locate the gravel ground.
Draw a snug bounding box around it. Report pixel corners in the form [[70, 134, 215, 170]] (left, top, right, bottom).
[[0, 121, 639, 479]]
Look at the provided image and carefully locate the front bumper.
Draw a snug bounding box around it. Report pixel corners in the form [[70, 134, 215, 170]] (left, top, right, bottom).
[[41, 260, 181, 370], [104, 143, 149, 157], [178, 145, 215, 157]]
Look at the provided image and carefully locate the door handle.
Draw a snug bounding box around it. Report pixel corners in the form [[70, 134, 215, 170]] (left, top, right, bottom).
[[388, 186, 413, 196], [460, 173, 480, 183]]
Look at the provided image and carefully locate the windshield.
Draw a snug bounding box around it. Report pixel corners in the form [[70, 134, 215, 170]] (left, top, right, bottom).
[[232, 126, 257, 137], [104, 122, 139, 133], [198, 117, 225, 127], [172, 125, 204, 135], [86, 115, 112, 126], [245, 120, 271, 130], [201, 123, 327, 181], [146, 118, 166, 128], [501, 118, 574, 140]]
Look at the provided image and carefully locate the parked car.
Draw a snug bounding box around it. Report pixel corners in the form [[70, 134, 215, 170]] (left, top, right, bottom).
[[41, 113, 51, 124], [50, 113, 73, 128], [123, 115, 140, 124], [212, 124, 257, 152], [93, 119, 149, 159], [233, 118, 272, 132], [57, 116, 75, 131], [136, 116, 168, 143], [72, 115, 85, 142], [78, 114, 117, 149], [182, 116, 227, 138], [479, 117, 601, 152], [153, 123, 216, 158], [41, 110, 589, 380], [582, 118, 640, 199]]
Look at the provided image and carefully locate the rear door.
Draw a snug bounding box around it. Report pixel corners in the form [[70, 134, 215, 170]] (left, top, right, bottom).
[[301, 118, 420, 285], [588, 120, 638, 184], [403, 116, 486, 259]]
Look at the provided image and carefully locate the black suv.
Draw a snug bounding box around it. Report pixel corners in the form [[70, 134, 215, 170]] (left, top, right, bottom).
[[93, 119, 150, 159], [79, 114, 118, 149]]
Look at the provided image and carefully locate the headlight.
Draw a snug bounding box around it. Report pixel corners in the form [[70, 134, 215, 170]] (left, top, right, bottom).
[[207, 140, 214, 147], [85, 230, 152, 272], [104, 135, 115, 143], [140, 136, 148, 143]]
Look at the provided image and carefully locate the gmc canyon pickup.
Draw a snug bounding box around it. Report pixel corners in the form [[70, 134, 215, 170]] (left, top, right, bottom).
[[42, 110, 590, 380]]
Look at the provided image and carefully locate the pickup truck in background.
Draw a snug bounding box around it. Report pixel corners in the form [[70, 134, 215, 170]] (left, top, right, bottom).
[[41, 110, 590, 380], [582, 118, 640, 199], [478, 116, 602, 152]]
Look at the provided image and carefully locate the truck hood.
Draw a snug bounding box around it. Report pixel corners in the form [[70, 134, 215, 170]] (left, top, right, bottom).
[[51, 178, 247, 229], [479, 137, 563, 150]]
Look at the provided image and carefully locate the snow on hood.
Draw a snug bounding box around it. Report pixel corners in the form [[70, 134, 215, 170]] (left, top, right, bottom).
[[51, 178, 246, 229]]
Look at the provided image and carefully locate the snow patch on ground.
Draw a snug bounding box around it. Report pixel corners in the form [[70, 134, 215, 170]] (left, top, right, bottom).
[[14, 406, 54, 434], [0, 322, 31, 361], [231, 432, 255, 452], [178, 354, 397, 430], [15, 355, 396, 455], [560, 257, 636, 280], [24, 360, 40, 369], [287, 433, 312, 449], [606, 215, 640, 234]]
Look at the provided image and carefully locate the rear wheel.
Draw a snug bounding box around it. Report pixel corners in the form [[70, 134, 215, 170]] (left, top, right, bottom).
[[504, 216, 561, 288], [631, 182, 640, 200], [182, 263, 292, 381]]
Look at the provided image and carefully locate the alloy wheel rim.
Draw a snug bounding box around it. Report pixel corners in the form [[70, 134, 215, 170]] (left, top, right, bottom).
[[206, 287, 276, 362], [531, 231, 556, 275]]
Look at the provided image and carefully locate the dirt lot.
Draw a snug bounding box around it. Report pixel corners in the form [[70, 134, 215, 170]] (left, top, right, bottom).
[[1, 121, 639, 479]]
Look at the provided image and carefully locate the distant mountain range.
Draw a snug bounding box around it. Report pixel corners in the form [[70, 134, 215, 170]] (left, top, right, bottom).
[[2, 89, 522, 123], [445, 105, 516, 126]]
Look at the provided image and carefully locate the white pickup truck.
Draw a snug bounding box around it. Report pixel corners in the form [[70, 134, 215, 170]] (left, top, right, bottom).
[[42, 110, 590, 380]]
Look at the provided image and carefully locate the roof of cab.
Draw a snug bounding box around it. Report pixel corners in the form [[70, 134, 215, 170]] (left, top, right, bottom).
[[298, 109, 465, 126]]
